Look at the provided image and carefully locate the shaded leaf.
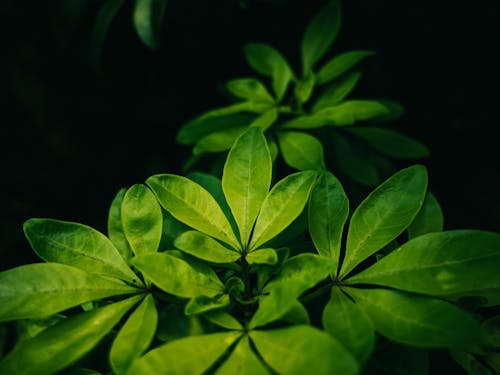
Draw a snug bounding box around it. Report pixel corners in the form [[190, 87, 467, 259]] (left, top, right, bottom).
[[407, 192, 443, 238], [312, 72, 362, 112], [216, 336, 270, 375], [185, 294, 230, 315], [132, 0, 168, 49], [317, 50, 375, 84], [107, 188, 133, 262], [226, 78, 274, 103], [193, 126, 248, 155], [246, 248, 278, 265], [277, 131, 325, 170]]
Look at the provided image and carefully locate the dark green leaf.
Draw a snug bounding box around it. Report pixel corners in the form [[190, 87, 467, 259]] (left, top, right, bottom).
[[216, 336, 270, 375], [203, 311, 243, 331], [280, 301, 310, 325], [193, 126, 248, 155], [312, 72, 361, 112], [185, 294, 230, 315], [364, 341, 429, 375], [294, 73, 316, 104], [450, 349, 494, 375], [482, 315, 500, 347], [132, 0, 168, 49], [108, 188, 133, 262], [249, 108, 279, 131], [246, 248, 278, 265], [407, 192, 443, 238], [155, 304, 204, 342], [316, 50, 375, 84], [277, 131, 325, 170], [225, 78, 274, 103], [174, 231, 240, 263]]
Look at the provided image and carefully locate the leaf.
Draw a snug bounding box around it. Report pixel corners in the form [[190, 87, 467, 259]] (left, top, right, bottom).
[[316, 50, 375, 84], [0, 263, 139, 322], [340, 165, 428, 277], [407, 192, 443, 238], [345, 230, 500, 299], [301, 0, 341, 75], [249, 108, 279, 131], [243, 43, 294, 101], [146, 174, 239, 249], [249, 171, 317, 250], [294, 73, 316, 104], [24, 218, 138, 283], [110, 295, 158, 375], [185, 294, 230, 315], [155, 304, 204, 342], [280, 301, 310, 325], [225, 78, 274, 103], [345, 287, 483, 347], [193, 126, 248, 155], [312, 73, 362, 112], [308, 171, 348, 264], [122, 184, 162, 255], [482, 315, 500, 347], [203, 311, 243, 331], [316, 100, 398, 126], [131, 253, 224, 298], [107, 188, 133, 262], [174, 231, 240, 263], [450, 349, 495, 375], [251, 325, 358, 375], [364, 342, 429, 375], [344, 127, 430, 159], [277, 131, 325, 171], [222, 127, 272, 248], [322, 287, 375, 364], [132, 0, 168, 50], [0, 296, 140, 375], [246, 248, 278, 265], [126, 331, 241, 374], [216, 336, 270, 375]]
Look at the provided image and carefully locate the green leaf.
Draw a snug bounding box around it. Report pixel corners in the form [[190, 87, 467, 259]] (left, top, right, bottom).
[[251, 325, 358, 375], [246, 248, 278, 265], [0, 263, 139, 322], [225, 78, 274, 103], [0, 296, 140, 375], [340, 165, 428, 277], [107, 188, 133, 262], [243, 43, 294, 101], [344, 127, 430, 159], [345, 287, 483, 347], [277, 131, 325, 171], [407, 192, 443, 238], [308, 171, 348, 264], [216, 336, 270, 375], [174, 231, 240, 263], [24, 218, 138, 283], [131, 253, 224, 298], [122, 184, 162, 255], [312, 72, 361, 112], [203, 311, 243, 331], [126, 331, 241, 374], [450, 349, 494, 375], [222, 127, 272, 248], [155, 304, 204, 342], [193, 126, 248, 155], [301, 0, 341, 75], [322, 287, 375, 364], [280, 301, 310, 325], [110, 295, 158, 375], [185, 294, 230, 315], [249, 108, 279, 131], [146, 174, 239, 249], [317, 100, 398, 126], [345, 230, 500, 299], [482, 315, 500, 347], [249, 171, 317, 250], [294, 73, 316, 104], [132, 0, 168, 50], [316, 50, 375, 84]]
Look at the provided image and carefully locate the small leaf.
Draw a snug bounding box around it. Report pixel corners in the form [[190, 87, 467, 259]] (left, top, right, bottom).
[[24, 218, 138, 283], [216, 336, 270, 375], [193, 126, 248, 155], [184, 294, 230, 315], [246, 248, 278, 265], [251, 325, 358, 375], [110, 295, 158, 375], [222, 127, 272, 248], [407, 192, 443, 238], [131, 253, 224, 298], [122, 184, 162, 255], [301, 0, 341, 75], [0, 263, 139, 322], [0, 296, 140, 375], [322, 287, 375, 364], [203, 311, 243, 331], [174, 231, 240, 263], [316, 100, 398, 126], [132, 0, 168, 50], [107, 188, 133, 262], [344, 126, 430, 159], [316, 50, 375, 84], [277, 131, 325, 171], [345, 287, 483, 347], [249, 171, 317, 250], [340, 165, 428, 277], [146, 174, 239, 249], [312, 73, 361, 112], [225, 78, 274, 103], [280, 301, 310, 325], [249, 108, 279, 131], [126, 331, 241, 374], [294, 73, 316, 105]]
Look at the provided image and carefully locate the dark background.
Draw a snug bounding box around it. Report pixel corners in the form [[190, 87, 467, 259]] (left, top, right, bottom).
[[1, 0, 499, 271]]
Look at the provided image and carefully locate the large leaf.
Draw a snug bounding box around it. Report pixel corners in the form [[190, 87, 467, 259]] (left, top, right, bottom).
[[24, 218, 138, 283], [122, 184, 162, 255], [126, 331, 241, 374], [184, 294, 230, 315], [340, 165, 428, 277], [277, 131, 325, 171], [193, 126, 248, 155], [146, 174, 239, 249], [225, 78, 274, 103], [308, 171, 349, 264], [107, 188, 133, 262], [312, 72, 361, 112], [0, 296, 140, 375], [251, 325, 358, 375], [345, 230, 500, 299], [301, 0, 341, 74], [110, 295, 157, 375], [249, 171, 317, 250], [203, 311, 243, 331], [322, 287, 375, 364], [0, 263, 139, 322], [222, 127, 272, 248], [345, 287, 483, 347], [407, 192, 443, 238], [132, 0, 168, 50], [316, 50, 375, 84], [174, 231, 240, 263], [131, 253, 224, 298], [216, 336, 270, 375]]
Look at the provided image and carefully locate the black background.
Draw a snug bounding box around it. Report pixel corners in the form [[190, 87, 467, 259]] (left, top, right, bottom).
[[1, 0, 499, 268]]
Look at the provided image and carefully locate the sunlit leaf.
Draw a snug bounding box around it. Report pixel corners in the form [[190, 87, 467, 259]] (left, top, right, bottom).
[[174, 231, 240, 263], [225, 78, 274, 103], [193, 126, 248, 155], [277, 131, 325, 171], [246, 248, 278, 265], [216, 336, 270, 375], [184, 294, 230, 315]]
